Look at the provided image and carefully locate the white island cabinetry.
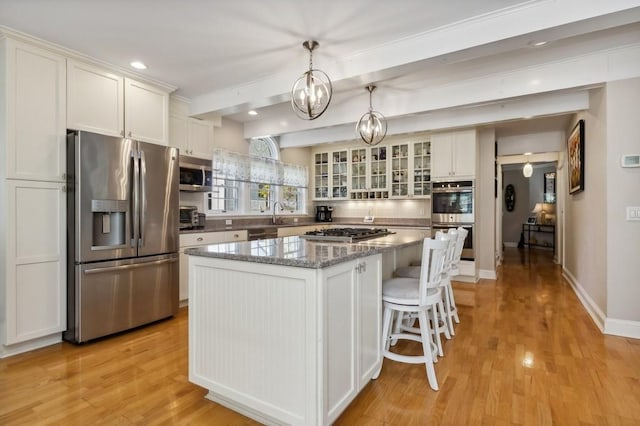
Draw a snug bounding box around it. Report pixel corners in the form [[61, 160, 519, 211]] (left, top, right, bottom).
[[188, 246, 384, 425]]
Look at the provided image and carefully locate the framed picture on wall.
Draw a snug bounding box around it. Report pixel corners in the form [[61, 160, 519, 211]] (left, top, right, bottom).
[[567, 119, 585, 194]]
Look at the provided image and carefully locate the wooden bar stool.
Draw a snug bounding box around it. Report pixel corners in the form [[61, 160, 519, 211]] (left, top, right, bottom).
[[372, 238, 448, 391]]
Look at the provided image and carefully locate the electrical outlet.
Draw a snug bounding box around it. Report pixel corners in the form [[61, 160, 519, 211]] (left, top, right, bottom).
[[225, 219, 233, 225], [294, 217, 298, 223], [627, 206, 640, 221]]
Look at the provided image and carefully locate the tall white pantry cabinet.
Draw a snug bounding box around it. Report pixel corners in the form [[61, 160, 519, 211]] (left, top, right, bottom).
[[0, 31, 174, 357], [0, 37, 67, 354]]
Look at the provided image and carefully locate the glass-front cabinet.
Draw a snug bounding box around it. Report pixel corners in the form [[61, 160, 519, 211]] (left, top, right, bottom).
[[313, 140, 429, 200], [313, 150, 348, 200], [390, 140, 431, 198], [349, 146, 389, 200], [390, 143, 410, 197], [412, 141, 431, 197]]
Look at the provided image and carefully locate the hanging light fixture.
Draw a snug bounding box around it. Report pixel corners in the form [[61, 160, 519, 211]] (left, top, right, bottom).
[[356, 85, 387, 146], [523, 153, 533, 177], [291, 40, 332, 120]]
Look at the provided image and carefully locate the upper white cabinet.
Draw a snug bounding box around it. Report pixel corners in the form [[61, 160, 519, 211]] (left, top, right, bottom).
[[389, 140, 431, 198], [312, 149, 348, 200], [124, 78, 169, 144], [349, 145, 389, 200], [67, 60, 124, 138], [431, 129, 476, 179], [3, 39, 66, 182], [169, 97, 215, 158], [67, 59, 170, 145]]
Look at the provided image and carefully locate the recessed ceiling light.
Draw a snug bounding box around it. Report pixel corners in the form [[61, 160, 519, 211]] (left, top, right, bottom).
[[130, 61, 147, 70], [248, 110, 258, 116]]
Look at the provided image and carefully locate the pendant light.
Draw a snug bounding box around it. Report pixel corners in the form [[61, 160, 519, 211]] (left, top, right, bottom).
[[356, 85, 387, 146], [522, 153, 533, 178], [291, 40, 332, 120]]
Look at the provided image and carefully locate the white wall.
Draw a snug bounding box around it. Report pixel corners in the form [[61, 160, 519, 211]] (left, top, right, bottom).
[[214, 117, 247, 153], [498, 131, 565, 156], [477, 128, 496, 276], [563, 88, 608, 324], [502, 169, 530, 245], [605, 78, 640, 325]]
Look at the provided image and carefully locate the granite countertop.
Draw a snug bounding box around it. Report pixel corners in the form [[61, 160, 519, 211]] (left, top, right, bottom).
[[185, 233, 424, 269]]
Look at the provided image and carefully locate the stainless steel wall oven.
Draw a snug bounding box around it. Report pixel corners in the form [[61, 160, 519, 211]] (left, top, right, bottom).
[[431, 180, 474, 260]]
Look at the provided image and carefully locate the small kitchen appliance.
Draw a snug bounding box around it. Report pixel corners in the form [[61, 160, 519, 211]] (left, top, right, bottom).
[[315, 205, 333, 222]]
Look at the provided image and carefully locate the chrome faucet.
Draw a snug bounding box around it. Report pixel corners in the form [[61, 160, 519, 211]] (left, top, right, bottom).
[[272, 201, 284, 225]]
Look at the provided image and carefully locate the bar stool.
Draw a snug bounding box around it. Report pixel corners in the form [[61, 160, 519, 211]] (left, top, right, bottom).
[[372, 238, 448, 391], [446, 227, 469, 326]]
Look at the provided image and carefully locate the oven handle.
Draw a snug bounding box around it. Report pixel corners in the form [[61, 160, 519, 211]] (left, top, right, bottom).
[[432, 188, 473, 194]]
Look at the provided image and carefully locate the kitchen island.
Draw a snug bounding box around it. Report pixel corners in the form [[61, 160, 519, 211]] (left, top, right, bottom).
[[186, 233, 423, 426]]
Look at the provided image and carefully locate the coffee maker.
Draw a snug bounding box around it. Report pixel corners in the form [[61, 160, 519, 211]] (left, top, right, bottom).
[[316, 205, 333, 222]]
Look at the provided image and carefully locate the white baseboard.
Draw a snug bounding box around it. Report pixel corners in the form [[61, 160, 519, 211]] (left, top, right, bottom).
[[1, 333, 62, 358], [562, 268, 605, 333], [479, 269, 497, 280], [604, 318, 640, 339]]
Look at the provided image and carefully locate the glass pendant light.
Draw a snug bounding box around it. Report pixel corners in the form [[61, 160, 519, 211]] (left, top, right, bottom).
[[291, 40, 332, 120], [523, 153, 533, 177], [356, 85, 387, 146]]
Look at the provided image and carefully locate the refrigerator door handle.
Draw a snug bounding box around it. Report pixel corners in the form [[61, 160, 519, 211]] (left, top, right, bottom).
[[131, 149, 140, 248], [139, 149, 147, 248], [83, 257, 178, 275]]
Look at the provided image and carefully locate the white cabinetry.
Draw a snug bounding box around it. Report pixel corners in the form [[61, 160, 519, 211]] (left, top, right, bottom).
[[67, 59, 170, 145], [4, 181, 66, 344], [349, 145, 389, 200], [178, 230, 247, 302], [389, 140, 431, 198], [188, 253, 382, 425], [169, 97, 215, 159], [1, 37, 67, 353], [312, 150, 348, 200], [325, 255, 381, 419], [431, 129, 476, 179]]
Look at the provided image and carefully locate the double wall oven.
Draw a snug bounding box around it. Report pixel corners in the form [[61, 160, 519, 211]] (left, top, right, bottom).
[[431, 180, 474, 260]]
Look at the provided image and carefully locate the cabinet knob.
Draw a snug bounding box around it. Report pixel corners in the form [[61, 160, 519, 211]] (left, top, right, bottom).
[[197, 237, 203, 242], [61, 173, 66, 180], [61, 185, 66, 192], [128, 131, 132, 137], [234, 234, 239, 238]]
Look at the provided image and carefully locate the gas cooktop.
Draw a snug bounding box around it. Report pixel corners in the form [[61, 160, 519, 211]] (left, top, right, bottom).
[[300, 227, 393, 243]]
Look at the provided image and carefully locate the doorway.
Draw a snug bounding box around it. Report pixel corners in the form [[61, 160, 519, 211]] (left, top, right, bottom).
[[496, 152, 564, 266]]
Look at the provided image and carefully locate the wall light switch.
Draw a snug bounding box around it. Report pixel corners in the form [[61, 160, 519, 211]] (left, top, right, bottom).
[[627, 207, 640, 221], [225, 219, 233, 225], [294, 217, 298, 223]]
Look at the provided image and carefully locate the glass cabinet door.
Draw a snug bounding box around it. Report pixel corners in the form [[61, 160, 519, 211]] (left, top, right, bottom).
[[350, 148, 367, 193], [331, 150, 348, 199], [390, 143, 409, 197], [314, 152, 329, 199], [412, 141, 431, 197], [370, 146, 387, 190]]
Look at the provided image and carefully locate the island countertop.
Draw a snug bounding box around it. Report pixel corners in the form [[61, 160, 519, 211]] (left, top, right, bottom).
[[185, 233, 424, 269]]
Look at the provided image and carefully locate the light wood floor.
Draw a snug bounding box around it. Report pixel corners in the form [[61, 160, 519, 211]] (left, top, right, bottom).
[[2, 248, 640, 425]]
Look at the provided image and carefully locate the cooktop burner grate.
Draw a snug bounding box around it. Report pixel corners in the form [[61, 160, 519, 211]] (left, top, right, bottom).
[[300, 227, 392, 242]]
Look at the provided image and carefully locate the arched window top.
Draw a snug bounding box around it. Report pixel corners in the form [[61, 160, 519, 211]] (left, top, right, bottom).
[[249, 137, 279, 160]]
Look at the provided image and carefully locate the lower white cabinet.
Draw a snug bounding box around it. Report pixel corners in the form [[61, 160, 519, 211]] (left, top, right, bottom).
[[188, 253, 382, 425], [2, 180, 66, 346], [178, 230, 247, 302]]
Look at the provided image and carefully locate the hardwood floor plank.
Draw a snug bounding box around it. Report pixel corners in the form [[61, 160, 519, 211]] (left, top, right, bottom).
[[2, 248, 640, 424]]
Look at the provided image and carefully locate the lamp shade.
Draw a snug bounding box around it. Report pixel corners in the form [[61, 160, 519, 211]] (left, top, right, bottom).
[[532, 203, 544, 213]]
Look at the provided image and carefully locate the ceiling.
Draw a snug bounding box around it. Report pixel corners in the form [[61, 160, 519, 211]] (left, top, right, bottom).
[[2, 1, 640, 146]]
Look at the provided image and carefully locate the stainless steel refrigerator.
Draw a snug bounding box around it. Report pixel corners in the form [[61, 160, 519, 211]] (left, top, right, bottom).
[[64, 130, 179, 343]]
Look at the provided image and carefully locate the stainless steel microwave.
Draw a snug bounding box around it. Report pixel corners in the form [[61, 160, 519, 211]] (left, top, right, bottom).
[[179, 156, 212, 192]]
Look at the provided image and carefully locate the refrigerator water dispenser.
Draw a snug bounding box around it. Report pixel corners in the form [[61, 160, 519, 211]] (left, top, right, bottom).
[[91, 199, 127, 248]]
